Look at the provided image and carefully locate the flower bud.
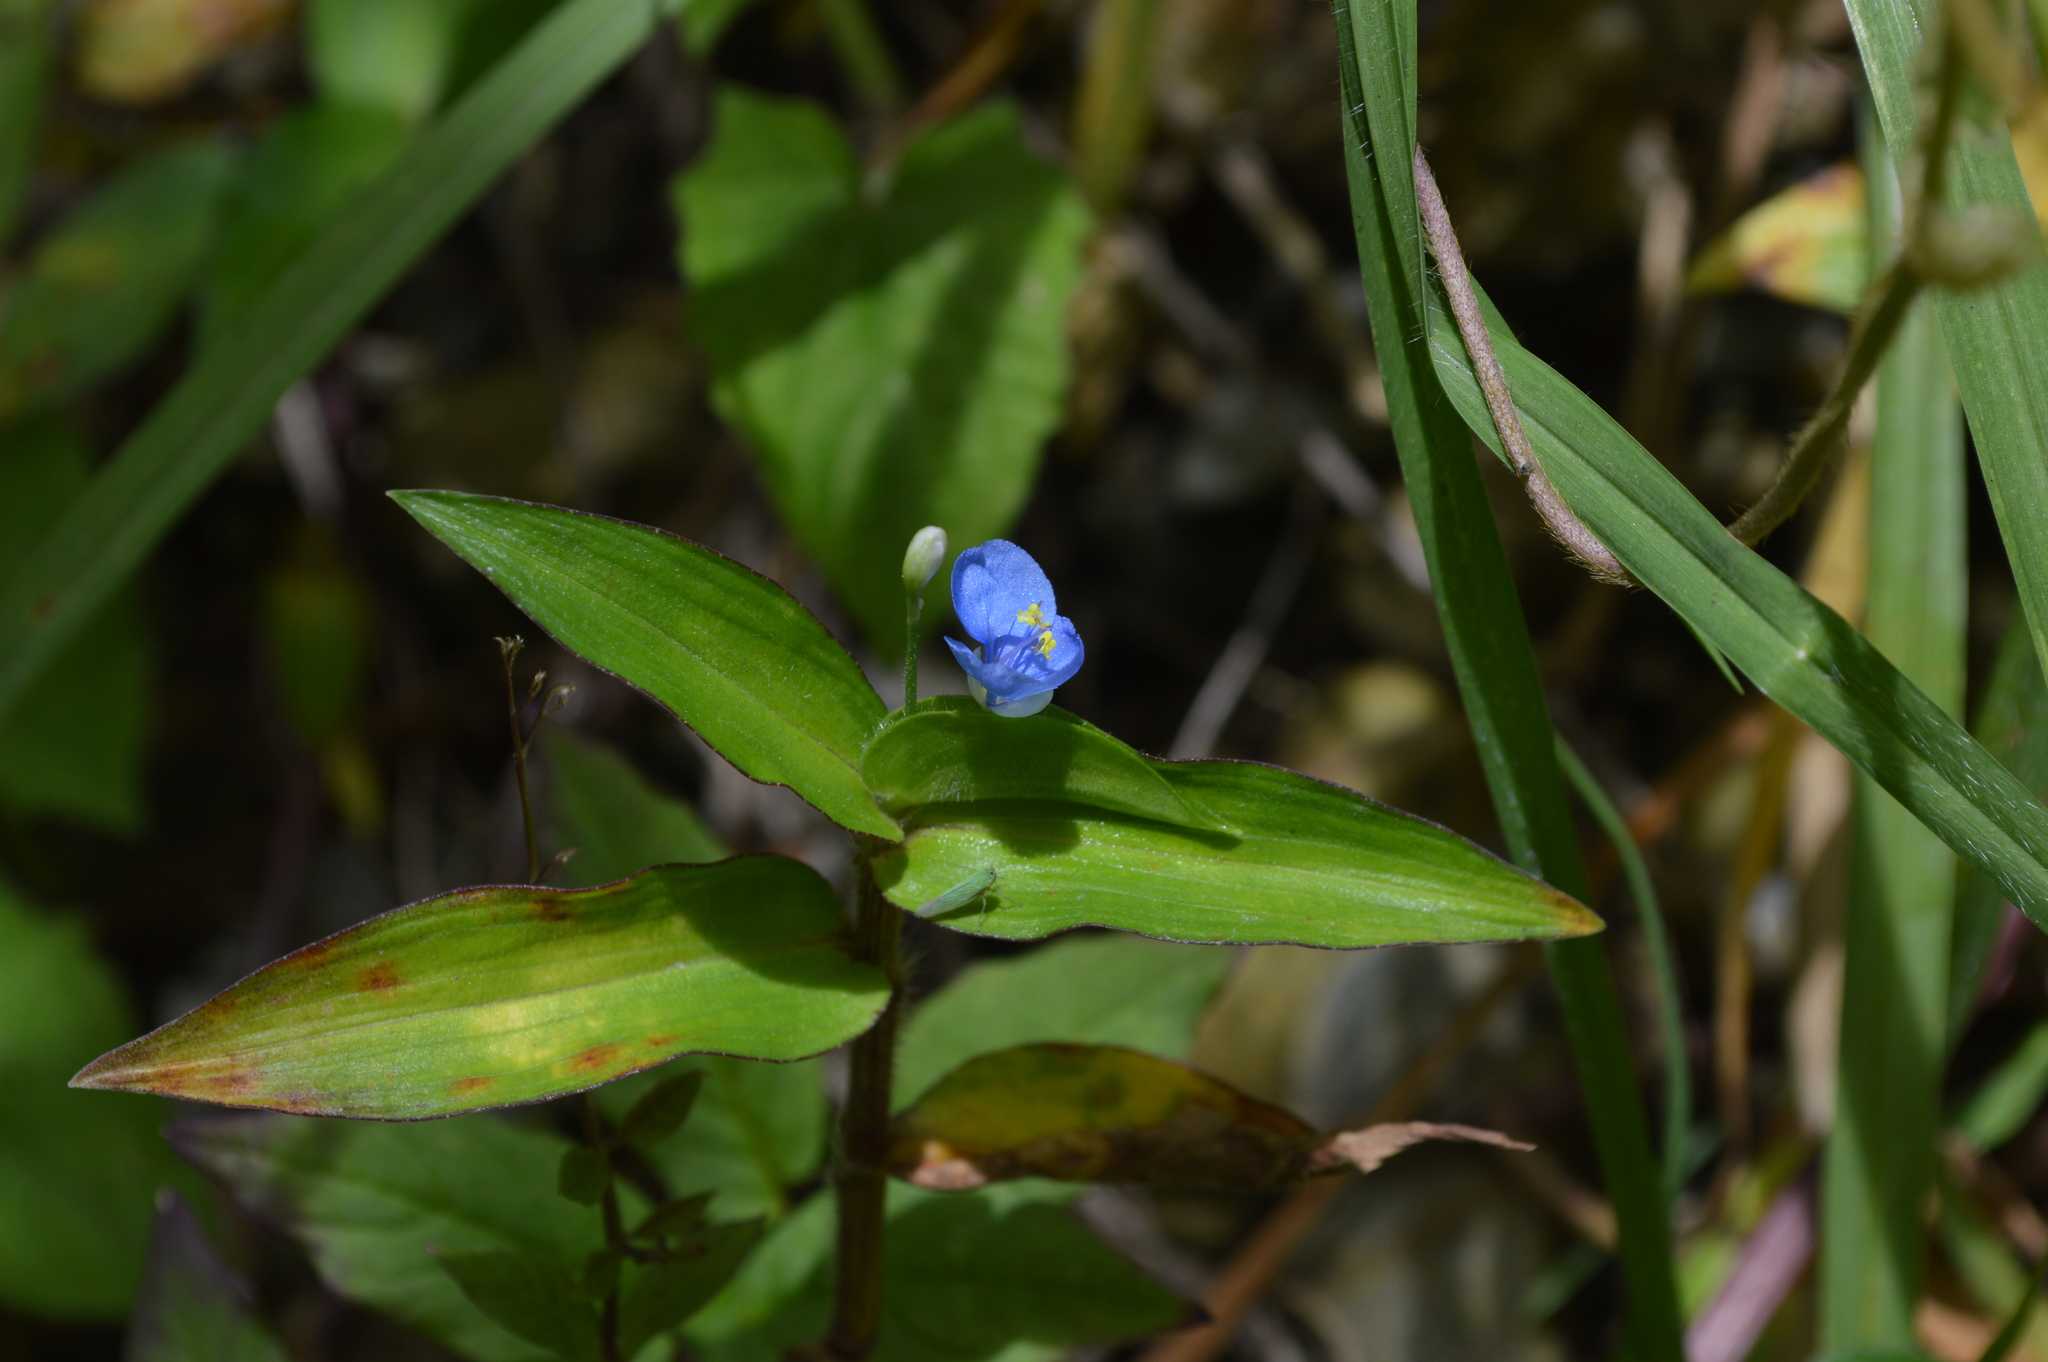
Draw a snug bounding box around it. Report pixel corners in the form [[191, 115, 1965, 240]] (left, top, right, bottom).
[[901, 525, 948, 593]]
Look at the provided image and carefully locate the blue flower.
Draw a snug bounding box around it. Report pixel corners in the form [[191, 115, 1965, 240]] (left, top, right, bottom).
[[945, 540, 1085, 718]]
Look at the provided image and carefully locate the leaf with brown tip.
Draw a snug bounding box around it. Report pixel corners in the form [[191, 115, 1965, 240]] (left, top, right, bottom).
[[73, 858, 889, 1119], [886, 1043, 1528, 1190]]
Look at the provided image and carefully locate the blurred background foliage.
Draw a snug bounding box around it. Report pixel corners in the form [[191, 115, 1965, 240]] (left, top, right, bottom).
[[7, 0, 2048, 1357]]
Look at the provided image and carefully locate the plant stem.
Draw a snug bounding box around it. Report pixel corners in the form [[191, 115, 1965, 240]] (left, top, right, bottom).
[[577, 1093, 625, 1362], [499, 636, 541, 884], [827, 848, 904, 1360], [902, 587, 921, 709]]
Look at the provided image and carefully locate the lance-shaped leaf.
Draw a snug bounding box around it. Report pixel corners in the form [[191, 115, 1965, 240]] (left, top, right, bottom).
[[73, 858, 889, 1119], [1423, 287, 2048, 929], [861, 698, 1231, 831], [871, 758, 1599, 946], [393, 492, 897, 839], [889, 1043, 1528, 1190]]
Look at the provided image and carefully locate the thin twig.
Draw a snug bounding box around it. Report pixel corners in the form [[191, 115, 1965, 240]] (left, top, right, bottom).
[[1411, 149, 1633, 587], [1168, 480, 1325, 759]]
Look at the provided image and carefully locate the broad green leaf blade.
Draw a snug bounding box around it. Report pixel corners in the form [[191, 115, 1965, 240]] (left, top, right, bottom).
[[75, 859, 890, 1118], [0, 876, 181, 1318], [685, 1183, 1188, 1362], [0, 0, 660, 731], [128, 1196, 288, 1362], [889, 1043, 1526, 1190], [861, 698, 1231, 831], [1423, 291, 2048, 928], [1847, 0, 2048, 692], [678, 86, 1091, 654], [174, 1114, 611, 1362], [617, 1221, 761, 1357], [439, 1251, 601, 1362], [0, 418, 150, 833], [394, 492, 897, 839], [1334, 3, 1684, 1357], [895, 933, 1231, 1106], [0, 139, 236, 420], [872, 759, 1601, 946], [199, 103, 413, 346], [599, 1057, 826, 1221], [543, 728, 725, 888]]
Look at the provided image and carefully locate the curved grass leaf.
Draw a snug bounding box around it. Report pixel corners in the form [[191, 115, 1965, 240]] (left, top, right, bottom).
[[0, 0, 660, 730], [394, 492, 897, 839], [173, 1113, 612, 1362], [861, 698, 1231, 831], [888, 1042, 1527, 1190], [1423, 291, 2048, 928], [678, 86, 1090, 655], [871, 758, 1600, 946], [74, 858, 890, 1119]]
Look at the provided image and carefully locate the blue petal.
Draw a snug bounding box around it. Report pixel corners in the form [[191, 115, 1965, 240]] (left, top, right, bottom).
[[945, 633, 1086, 717], [951, 541, 1059, 649]]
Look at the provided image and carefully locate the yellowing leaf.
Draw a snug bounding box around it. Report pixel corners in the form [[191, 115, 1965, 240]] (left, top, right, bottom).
[[1688, 161, 1869, 313], [887, 1043, 1529, 1190], [76, 0, 290, 105]]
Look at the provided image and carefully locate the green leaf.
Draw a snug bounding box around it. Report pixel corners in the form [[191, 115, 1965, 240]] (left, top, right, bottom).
[[127, 1195, 288, 1362], [74, 858, 890, 1118], [0, 875, 180, 1318], [1423, 278, 2048, 930], [556, 1148, 607, 1206], [394, 491, 896, 839], [895, 933, 1230, 1107], [306, 0, 490, 121], [598, 1057, 825, 1221], [619, 1071, 705, 1150], [542, 727, 725, 887], [1956, 1019, 2048, 1152], [439, 1251, 600, 1362], [685, 1183, 1187, 1362], [0, 418, 150, 834], [862, 699, 1232, 831], [633, 1193, 713, 1241], [261, 528, 371, 746], [872, 758, 1601, 947], [0, 139, 237, 420], [678, 0, 754, 54], [677, 86, 1091, 654], [1847, 0, 2048, 697], [617, 1221, 761, 1358], [1952, 619, 2048, 1043], [0, 0, 661, 731], [200, 104, 413, 346], [174, 1113, 611, 1362]]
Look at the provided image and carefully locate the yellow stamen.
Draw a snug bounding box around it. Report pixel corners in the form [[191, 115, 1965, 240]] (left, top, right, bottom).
[[1016, 603, 1047, 628], [1033, 631, 1056, 659]]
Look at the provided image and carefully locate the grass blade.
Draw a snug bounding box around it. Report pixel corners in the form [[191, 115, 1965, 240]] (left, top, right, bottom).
[[0, 0, 660, 726], [1330, 3, 1684, 1357]]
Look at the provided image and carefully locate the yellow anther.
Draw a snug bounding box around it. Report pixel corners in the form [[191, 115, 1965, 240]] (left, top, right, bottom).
[[1033, 631, 1057, 660], [1016, 602, 1047, 628]]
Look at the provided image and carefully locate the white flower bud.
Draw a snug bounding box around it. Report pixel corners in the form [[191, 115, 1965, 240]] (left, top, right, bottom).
[[901, 525, 948, 593]]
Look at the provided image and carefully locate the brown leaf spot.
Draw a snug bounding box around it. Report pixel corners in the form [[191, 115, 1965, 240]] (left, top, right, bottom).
[[286, 939, 334, 968], [29, 596, 56, 624], [354, 962, 402, 992], [532, 896, 573, 923], [568, 1044, 620, 1073], [643, 1035, 680, 1050], [450, 1076, 496, 1097]]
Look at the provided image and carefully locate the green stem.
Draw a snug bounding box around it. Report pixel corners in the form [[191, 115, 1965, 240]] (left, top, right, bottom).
[[577, 1093, 625, 1362], [499, 636, 541, 884], [827, 848, 904, 1361], [902, 587, 921, 709], [814, 0, 905, 117], [1555, 735, 1691, 1207]]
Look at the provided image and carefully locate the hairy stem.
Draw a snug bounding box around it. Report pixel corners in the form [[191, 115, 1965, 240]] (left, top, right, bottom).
[[902, 588, 921, 709], [827, 848, 904, 1360], [1412, 149, 1633, 586]]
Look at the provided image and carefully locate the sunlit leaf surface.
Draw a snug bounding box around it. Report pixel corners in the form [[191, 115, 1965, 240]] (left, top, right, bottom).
[[873, 758, 1600, 946], [678, 85, 1090, 654], [395, 491, 898, 838], [75, 859, 889, 1118], [1687, 161, 1868, 312]]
